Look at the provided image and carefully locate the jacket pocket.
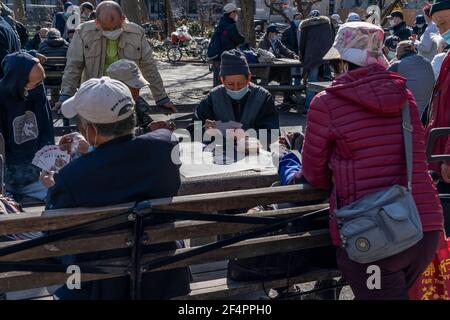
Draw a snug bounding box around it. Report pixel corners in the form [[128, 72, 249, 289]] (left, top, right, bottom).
[[121, 40, 142, 61], [83, 40, 102, 60]]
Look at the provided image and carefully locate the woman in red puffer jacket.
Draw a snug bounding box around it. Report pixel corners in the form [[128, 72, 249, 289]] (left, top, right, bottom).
[[301, 22, 443, 300]]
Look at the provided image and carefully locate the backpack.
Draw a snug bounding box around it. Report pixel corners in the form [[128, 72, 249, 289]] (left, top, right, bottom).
[[207, 25, 224, 60], [255, 48, 276, 63]]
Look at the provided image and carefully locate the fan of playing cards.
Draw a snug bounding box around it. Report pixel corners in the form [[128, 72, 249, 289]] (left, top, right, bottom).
[[32, 146, 71, 172]]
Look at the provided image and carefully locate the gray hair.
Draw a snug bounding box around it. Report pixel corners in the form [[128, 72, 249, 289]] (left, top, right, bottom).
[[79, 111, 136, 138]]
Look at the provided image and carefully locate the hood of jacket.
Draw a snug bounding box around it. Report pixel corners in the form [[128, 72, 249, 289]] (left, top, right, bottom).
[[0, 51, 38, 100], [44, 37, 68, 48], [300, 16, 330, 29], [326, 63, 408, 115]]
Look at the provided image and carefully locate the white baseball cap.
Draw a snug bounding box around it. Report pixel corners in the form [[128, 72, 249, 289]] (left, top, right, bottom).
[[62, 77, 135, 124], [224, 3, 241, 14]]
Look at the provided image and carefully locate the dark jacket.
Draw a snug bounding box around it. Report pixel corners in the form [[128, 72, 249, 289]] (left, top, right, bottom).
[[388, 52, 434, 116], [302, 63, 443, 246], [0, 52, 54, 190], [38, 37, 69, 57], [413, 23, 427, 39], [26, 33, 41, 51], [281, 21, 299, 55], [0, 16, 20, 76], [15, 20, 29, 48], [213, 14, 245, 61], [258, 36, 297, 59], [53, 12, 66, 37], [299, 16, 334, 72], [46, 133, 190, 300], [194, 83, 279, 132], [393, 21, 412, 41]]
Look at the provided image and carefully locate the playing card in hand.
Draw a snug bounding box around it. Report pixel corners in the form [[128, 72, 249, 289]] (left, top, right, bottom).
[[32, 146, 71, 172]]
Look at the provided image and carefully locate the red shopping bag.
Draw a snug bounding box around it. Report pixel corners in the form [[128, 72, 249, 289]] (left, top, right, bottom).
[[409, 232, 450, 300]]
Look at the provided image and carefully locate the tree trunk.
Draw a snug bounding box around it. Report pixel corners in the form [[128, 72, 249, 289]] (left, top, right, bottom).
[[165, 0, 176, 35], [122, 0, 142, 24], [12, 0, 25, 22], [237, 0, 255, 47]]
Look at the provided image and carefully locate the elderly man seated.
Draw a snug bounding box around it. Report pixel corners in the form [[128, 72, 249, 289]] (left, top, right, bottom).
[[192, 50, 279, 148], [107, 59, 175, 136], [258, 24, 299, 104], [195, 50, 278, 130], [40, 77, 190, 300]]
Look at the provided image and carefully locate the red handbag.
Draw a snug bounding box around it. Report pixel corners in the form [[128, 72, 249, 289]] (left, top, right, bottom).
[[409, 232, 450, 300]]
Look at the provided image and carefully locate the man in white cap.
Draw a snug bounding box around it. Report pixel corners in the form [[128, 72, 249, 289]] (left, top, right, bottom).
[[208, 2, 245, 86], [41, 76, 190, 300], [107, 59, 174, 134]]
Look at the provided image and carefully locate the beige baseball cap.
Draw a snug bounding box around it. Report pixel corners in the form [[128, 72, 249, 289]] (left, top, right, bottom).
[[223, 3, 241, 13], [62, 77, 135, 124], [106, 59, 149, 89]]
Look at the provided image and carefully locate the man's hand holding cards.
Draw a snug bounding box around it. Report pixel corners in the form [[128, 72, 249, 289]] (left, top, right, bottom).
[[32, 145, 71, 173]]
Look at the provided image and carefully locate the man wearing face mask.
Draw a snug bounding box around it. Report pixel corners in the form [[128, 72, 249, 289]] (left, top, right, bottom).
[[281, 13, 302, 55], [80, 2, 96, 22], [413, 14, 427, 39], [0, 52, 54, 202], [387, 11, 412, 41], [52, 2, 73, 39], [424, 0, 450, 205], [55, 1, 176, 114], [259, 24, 298, 104], [193, 50, 279, 143], [209, 3, 245, 87], [384, 35, 400, 62], [107, 59, 175, 136], [40, 77, 190, 300]]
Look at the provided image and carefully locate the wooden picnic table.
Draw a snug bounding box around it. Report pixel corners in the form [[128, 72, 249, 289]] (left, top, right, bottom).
[[249, 58, 302, 89], [307, 81, 332, 93], [179, 169, 279, 196]]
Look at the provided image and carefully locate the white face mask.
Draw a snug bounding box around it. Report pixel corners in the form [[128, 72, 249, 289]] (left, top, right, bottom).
[[389, 20, 395, 27], [233, 15, 239, 22], [103, 28, 123, 40]]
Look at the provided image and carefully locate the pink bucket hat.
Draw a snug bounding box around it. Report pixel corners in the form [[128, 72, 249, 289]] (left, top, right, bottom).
[[323, 21, 389, 68]]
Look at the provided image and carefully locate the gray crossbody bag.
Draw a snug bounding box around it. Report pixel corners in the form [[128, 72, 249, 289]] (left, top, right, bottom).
[[335, 103, 423, 264]]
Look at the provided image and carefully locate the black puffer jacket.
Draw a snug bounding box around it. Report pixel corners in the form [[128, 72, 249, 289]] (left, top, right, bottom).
[[299, 16, 334, 72], [392, 21, 412, 41], [38, 37, 69, 57]]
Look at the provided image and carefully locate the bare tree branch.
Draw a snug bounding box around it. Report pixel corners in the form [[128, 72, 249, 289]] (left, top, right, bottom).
[[264, 0, 290, 22]]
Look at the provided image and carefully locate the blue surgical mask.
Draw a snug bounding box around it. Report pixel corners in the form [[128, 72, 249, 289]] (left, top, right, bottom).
[[294, 20, 301, 27], [226, 85, 249, 100], [87, 145, 96, 153], [270, 35, 279, 43], [417, 23, 425, 28], [387, 51, 396, 60], [443, 30, 450, 45]]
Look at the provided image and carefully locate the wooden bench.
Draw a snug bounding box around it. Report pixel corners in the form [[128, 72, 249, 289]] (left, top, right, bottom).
[[0, 185, 343, 300]]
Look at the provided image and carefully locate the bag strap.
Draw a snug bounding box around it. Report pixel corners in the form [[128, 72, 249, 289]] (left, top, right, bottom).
[[402, 102, 413, 192]]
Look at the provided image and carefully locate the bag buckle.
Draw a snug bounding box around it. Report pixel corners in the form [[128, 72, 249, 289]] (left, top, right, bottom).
[[403, 122, 413, 132]]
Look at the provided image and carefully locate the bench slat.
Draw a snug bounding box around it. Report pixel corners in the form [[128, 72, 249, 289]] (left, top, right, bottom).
[[0, 230, 331, 292], [0, 204, 328, 261]]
